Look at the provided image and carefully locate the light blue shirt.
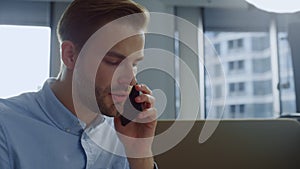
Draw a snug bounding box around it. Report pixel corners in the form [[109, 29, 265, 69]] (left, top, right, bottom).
[[0, 79, 130, 169]]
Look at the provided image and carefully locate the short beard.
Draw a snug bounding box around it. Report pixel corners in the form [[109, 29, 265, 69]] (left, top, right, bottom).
[[95, 86, 121, 117]]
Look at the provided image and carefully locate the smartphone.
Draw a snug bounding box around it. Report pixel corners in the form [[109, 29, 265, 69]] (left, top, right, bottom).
[[120, 85, 143, 126]]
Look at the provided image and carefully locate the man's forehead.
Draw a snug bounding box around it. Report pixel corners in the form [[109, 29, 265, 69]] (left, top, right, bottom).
[[113, 33, 145, 44], [106, 34, 145, 56]]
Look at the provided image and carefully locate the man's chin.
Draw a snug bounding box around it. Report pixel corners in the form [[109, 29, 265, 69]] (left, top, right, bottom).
[[102, 112, 120, 118], [97, 97, 124, 117], [100, 105, 122, 118]]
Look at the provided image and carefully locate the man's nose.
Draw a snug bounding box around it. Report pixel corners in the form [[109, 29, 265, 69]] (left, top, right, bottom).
[[117, 63, 137, 86]]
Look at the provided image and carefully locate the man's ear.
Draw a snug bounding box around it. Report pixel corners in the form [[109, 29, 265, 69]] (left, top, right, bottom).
[[61, 41, 77, 70]]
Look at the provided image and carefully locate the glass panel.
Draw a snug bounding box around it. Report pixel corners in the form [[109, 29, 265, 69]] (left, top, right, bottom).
[[252, 57, 271, 73], [0, 25, 50, 98], [278, 32, 296, 113], [237, 60, 244, 69], [205, 32, 274, 119]]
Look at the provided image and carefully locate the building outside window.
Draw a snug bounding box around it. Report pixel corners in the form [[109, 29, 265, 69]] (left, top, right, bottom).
[[205, 32, 276, 118], [229, 104, 246, 118], [252, 57, 271, 73], [229, 82, 246, 95], [228, 60, 245, 73], [228, 38, 244, 51], [253, 80, 272, 96]]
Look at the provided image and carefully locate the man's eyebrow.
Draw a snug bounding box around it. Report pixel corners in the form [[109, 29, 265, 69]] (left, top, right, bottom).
[[106, 51, 144, 61], [106, 51, 126, 59]]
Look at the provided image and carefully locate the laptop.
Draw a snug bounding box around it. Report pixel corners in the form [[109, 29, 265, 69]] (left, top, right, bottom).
[[153, 119, 300, 169]]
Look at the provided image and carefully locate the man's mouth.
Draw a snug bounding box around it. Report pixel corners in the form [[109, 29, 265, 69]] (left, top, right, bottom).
[[110, 91, 129, 103]]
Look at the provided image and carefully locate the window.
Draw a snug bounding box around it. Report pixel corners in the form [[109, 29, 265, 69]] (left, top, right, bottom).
[[228, 38, 244, 51], [229, 61, 235, 70], [230, 105, 236, 113], [214, 43, 221, 55], [205, 32, 273, 119], [0, 25, 50, 98], [229, 82, 245, 94], [239, 104, 245, 113], [228, 40, 234, 49], [253, 80, 272, 96], [237, 39, 243, 48], [238, 82, 245, 92], [180, 7, 299, 120], [252, 103, 273, 117], [229, 83, 235, 92], [252, 57, 271, 73], [228, 60, 245, 72], [229, 104, 245, 113], [229, 104, 246, 118], [252, 36, 270, 51], [237, 60, 244, 69]]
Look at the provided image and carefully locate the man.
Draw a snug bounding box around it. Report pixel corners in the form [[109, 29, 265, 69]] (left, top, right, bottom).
[[0, 0, 157, 168]]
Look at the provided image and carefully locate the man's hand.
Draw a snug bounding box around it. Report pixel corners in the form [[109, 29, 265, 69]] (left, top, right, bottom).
[[114, 84, 157, 169]]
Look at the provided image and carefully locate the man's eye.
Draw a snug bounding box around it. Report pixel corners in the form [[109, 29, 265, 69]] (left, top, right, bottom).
[[105, 59, 120, 65]]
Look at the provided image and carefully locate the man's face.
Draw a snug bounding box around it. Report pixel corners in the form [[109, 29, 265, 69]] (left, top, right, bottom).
[[94, 34, 145, 117]]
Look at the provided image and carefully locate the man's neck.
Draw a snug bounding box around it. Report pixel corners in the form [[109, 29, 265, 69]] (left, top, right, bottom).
[[50, 73, 98, 126]]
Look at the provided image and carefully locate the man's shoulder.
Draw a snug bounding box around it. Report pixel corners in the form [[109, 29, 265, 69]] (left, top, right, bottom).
[[0, 92, 38, 118]]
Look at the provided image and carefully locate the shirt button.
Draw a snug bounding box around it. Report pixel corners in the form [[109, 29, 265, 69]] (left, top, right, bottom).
[[65, 128, 71, 132]]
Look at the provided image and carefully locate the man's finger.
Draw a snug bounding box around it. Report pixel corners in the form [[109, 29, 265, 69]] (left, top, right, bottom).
[[135, 94, 155, 105], [135, 84, 152, 95]]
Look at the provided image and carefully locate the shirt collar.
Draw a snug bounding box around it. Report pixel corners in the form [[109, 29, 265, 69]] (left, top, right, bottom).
[[36, 78, 84, 135]]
